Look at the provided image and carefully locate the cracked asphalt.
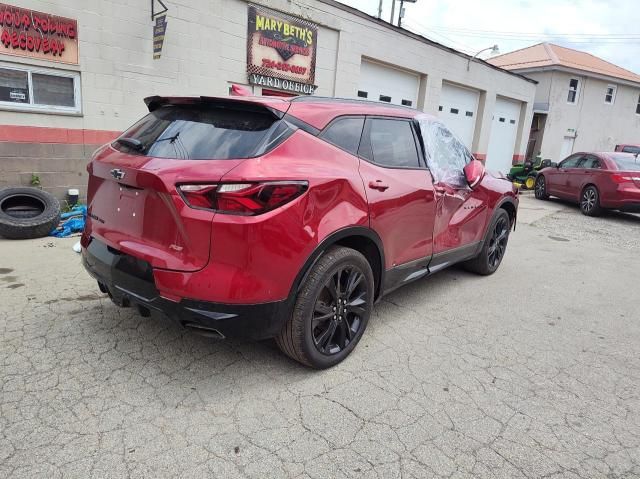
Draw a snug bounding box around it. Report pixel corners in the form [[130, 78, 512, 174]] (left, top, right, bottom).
[[1, 195, 639, 478]]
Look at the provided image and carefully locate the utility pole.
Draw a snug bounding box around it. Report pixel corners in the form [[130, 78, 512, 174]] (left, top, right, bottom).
[[390, 0, 395, 25], [398, 0, 404, 27], [378, 0, 383, 19]]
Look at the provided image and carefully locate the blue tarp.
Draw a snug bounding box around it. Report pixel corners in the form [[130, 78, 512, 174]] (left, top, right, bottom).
[[50, 205, 87, 237]]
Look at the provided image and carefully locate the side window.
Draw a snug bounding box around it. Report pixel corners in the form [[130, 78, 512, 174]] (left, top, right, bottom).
[[582, 156, 601, 169], [567, 78, 579, 104], [560, 155, 581, 168], [320, 117, 364, 155], [419, 120, 471, 188], [363, 119, 421, 168]]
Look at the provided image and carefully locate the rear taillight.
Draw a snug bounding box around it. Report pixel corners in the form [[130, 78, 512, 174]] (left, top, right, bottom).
[[611, 174, 640, 184], [178, 181, 308, 215]]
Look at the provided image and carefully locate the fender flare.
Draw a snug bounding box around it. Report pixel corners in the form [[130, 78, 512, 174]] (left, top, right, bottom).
[[288, 226, 386, 299]]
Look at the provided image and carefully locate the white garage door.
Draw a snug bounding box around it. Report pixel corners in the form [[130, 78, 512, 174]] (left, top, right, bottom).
[[358, 60, 419, 107], [486, 97, 521, 173], [438, 83, 479, 149]]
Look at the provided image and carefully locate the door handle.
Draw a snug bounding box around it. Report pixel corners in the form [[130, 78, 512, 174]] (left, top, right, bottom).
[[368, 180, 389, 191]]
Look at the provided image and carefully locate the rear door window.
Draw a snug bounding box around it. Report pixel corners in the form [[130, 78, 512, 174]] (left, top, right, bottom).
[[112, 105, 291, 160], [319, 117, 364, 155], [582, 156, 602, 169], [360, 118, 421, 168]]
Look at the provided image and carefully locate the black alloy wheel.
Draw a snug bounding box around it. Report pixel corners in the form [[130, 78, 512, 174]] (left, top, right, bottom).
[[463, 208, 511, 275], [312, 266, 368, 355], [276, 246, 374, 369], [535, 175, 549, 200], [487, 215, 509, 269]]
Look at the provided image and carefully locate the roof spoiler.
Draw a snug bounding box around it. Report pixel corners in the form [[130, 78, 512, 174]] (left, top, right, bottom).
[[143, 95, 287, 118]]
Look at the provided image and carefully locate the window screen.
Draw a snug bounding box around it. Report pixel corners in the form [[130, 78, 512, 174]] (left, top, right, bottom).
[[0, 68, 29, 103], [320, 117, 364, 155], [366, 119, 420, 168], [32, 73, 75, 107]]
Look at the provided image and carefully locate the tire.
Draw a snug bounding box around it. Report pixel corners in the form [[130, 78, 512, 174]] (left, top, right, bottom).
[[0, 187, 61, 239], [463, 209, 511, 276], [580, 185, 602, 217], [534, 175, 549, 200], [276, 246, 375, 369]]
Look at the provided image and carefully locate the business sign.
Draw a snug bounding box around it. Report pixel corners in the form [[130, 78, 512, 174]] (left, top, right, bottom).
[[247, 5, 317, 94], [0, 3, 78, 64], [153, 14, 167, 60]]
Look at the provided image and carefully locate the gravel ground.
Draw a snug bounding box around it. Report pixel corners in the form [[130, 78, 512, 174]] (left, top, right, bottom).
[[529, 196, 640, 251], [1, 195, 639, 478]]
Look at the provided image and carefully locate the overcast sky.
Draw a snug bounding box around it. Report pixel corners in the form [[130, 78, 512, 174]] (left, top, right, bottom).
[[339, 0, 640, 74]]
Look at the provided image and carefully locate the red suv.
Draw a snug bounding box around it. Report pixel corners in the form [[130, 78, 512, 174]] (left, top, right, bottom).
[[82, 96, 518, 368]]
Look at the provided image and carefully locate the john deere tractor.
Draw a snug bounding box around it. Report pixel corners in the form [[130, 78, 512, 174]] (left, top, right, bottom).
[[507, 155, 553, 189]]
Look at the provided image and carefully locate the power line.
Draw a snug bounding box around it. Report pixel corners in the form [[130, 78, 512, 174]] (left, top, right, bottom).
[[420, 25, 640, 38]]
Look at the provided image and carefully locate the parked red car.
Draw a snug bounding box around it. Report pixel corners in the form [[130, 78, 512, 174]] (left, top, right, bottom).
[[82, 95, 518, 368], [534, 152, 640, 215], [615, 144, 640, 155]]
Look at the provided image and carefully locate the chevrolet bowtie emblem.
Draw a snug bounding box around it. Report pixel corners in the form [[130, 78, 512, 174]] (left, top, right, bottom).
[[110, 168, 125, 180]]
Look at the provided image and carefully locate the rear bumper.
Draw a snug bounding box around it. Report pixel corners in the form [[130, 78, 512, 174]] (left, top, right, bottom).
[[82, 238, 291, 340]]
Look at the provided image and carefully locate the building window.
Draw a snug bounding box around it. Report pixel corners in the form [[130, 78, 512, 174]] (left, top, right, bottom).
[[509, 119, 516, 124], [438, 105, 443, 111], [357, 90, 368, 98], [450, 108, 459, 114], [637, 94, 640, 115], [567, 78, 579, 104], [499, 117, 505, 122], [379, 95, 391, 103], [401, 99, 412, 106], [0, 64, 81, 114], [465, 111, 473, 117], [604, 85, 616, 104]]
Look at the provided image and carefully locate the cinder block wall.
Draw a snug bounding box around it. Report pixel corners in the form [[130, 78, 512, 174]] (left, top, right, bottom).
[[0, 141, 101, 201]]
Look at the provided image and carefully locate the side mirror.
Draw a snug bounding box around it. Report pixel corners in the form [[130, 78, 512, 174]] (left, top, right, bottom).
[[463, 159, 485, 188]]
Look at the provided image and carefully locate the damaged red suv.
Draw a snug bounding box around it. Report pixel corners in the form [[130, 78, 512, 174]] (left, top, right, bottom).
[[82, 95, 518, 368]]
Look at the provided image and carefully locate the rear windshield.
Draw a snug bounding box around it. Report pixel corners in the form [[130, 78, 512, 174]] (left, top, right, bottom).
[[610, 154, 640, 171], [112, 105, 291, 159]]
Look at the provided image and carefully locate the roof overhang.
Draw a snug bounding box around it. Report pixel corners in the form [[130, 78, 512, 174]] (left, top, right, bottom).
[[508, 65, 640, 89]]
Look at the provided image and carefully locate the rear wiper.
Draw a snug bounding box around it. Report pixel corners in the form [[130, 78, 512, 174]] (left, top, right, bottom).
[[115, 137, 144, 151], [154, 132, 180, 144]]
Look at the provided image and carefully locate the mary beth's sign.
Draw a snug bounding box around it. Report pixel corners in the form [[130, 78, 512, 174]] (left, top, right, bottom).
[[0, 3, 78, 64], [247, 5, 318, 95]]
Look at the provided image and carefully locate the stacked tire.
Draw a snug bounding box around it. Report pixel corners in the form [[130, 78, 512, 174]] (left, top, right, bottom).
[[0, 187, 61, 239]]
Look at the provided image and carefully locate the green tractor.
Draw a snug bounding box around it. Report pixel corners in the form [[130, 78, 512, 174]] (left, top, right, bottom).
[[507, 155, 553, 190]]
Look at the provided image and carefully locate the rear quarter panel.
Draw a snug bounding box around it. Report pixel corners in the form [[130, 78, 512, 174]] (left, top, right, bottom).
[[155, 130, 370, 303]]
